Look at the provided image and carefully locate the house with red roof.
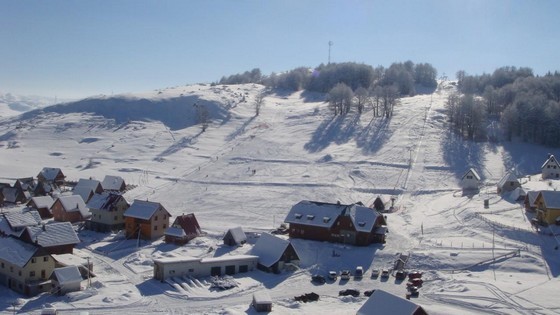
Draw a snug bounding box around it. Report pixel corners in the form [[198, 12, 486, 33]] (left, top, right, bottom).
[[164, 213, 201, 245]]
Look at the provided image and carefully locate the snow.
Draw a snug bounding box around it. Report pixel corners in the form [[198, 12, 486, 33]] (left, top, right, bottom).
[[0, 237, 37, 268], [251, 233, 292, 268], [29, 195, 55, 209], [26, 222, 80, 247], [124, 200, 163, 220], [0, 82, 559, 314], [101, 175, 125, 191], [357, 289, 422, 315], [52, 266, 82, 285], [57, 195, 90, 218]]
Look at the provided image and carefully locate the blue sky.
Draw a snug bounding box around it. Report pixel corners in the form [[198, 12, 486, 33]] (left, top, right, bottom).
[[1, 0, 559, 99]]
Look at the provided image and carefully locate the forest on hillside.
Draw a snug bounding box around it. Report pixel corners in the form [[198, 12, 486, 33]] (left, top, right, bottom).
[[217, 63, 560, 147]]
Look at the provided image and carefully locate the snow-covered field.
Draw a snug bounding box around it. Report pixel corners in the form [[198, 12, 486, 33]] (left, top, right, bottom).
[[0, 82, 559, 314]]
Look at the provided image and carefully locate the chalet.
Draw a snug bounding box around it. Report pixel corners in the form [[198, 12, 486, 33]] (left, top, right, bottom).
[[0, 237, 55, 296], [251, 233, 300, 273], [534, 191, 560, 225], [153, 255, 258, 280], [52, 195, 90, 223], [164, 213, 201, 245], [101, 175, 127, 192], [524, 191, 540, 212], [37, 167, 65, 186], [284, 200, 387, 246], [542, 154, 560, 179], [20, 222, 80, 255], [372, 196, 386, 212], [461, 168, 481, 191], [223, 226, 247, 246], [27, 195, 55, 219], [33, 181, 58, 197], [356, 289, 429, 315], [124, 200, 171, 240], [497, 172, 520, 194], [73, 178, 103, 203], [14, 177, 36, 194], [0, 210, 42, 237], [1, 186, 30, 204], [50, 265, 83, 295], [252, 291, 273, 312], [86, 192, 129, 232]]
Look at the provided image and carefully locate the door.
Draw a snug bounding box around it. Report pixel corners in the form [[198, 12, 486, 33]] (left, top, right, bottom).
[[210, 266, 221, 276], [225, 265, 235, 275]]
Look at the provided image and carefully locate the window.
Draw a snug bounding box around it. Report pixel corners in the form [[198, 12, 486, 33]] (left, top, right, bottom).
[[295, 213, 302, 219], [163, 214, 167, 219], [163, 224, 166, 229], [114, 216, 118, 220], [306, 215, 315, 220], [31, 258, 36, 263], [30, 271, 35, 277], [18, 271, 21, 276], [154, 226, 158, 230], [323, 217, 331, 223], [10, 266, 13, 272], [155, 216, 158, 221], [188, 268, 194, 272], [1, 262, 4, 268], [41, 270, 46, 278], [43, 257, 48, 262]]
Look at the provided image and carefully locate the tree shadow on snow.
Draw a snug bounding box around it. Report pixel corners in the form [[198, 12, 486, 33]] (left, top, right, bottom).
[[355, 117, 392, 155], [304, 113, 360, 153], [441, 130, 485, 181]]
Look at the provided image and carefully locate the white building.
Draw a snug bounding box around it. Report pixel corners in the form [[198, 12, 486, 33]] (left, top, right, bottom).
[[542, 154, 560, 179], [460, 168, 481, 190], [153, 255, 258, 281]]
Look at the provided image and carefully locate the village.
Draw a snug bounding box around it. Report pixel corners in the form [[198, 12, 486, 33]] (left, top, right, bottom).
[[1, 150, 560, 314]]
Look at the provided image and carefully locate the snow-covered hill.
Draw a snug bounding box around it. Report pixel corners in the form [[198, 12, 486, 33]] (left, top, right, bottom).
[[0, 82, 559, 314]]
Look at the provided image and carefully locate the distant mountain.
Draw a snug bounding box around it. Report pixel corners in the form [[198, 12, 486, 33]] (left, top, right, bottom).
[[0, 92, 62, 118]]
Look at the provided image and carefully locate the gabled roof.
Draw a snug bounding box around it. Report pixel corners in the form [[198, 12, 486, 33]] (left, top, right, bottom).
[[29, 195, 55, 209], [124, 199, 169, 220], [72, 186, 95, 203], [101, 175, 126, 191], [357, 289, 427, 315], [51, 266, 83, 285], [164, 226, 185, 237], [75, 178, 102, 192], [56, 195, 90, 218], [284, 200, 345, 228], [0, 237, 39, 268], [224, 226, 247, 244], [541, 155, 560, 169], [2, 187, 26, 203], [538, 191, 560, 209], [462, 168, 481, 181], [15, 177, 36, 190], [497, 172, 519, 188], [251, 233, 295, 268], [24, 222, 80, 247], [87, 192, 127, 211], [168, 213, 200, 237], [344, 204, 383, 233], [4, 210, 42, 230], [38, 167, 64, 181], [526, 190, 540, 206]]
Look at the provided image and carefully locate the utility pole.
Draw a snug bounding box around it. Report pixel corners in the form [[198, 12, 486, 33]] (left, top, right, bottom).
[[328, 41, 333, 64], [86, 256, 91, 288]]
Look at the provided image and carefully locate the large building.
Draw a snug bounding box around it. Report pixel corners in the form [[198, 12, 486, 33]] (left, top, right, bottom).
[[153, 255, 258, 281]]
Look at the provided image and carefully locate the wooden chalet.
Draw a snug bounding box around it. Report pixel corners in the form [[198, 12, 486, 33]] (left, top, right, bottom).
[[1, 186, 29, 204], [251, 233, 300, 273], [524, 191, 540, 212], [164, 213, 201, 245], [542, 154, 560, 180], [37, 167, 65, 186], [14, 177, 36, 194], [85, 192, 130, 232], [223, 226, 247, 246], [124, 200, 171, 240], [284, 200, 387, 246], [27, 196, 55, 219], [52, 195, 90, 223], [20, 222, 80, 255], [534, 190, 560, 225], [372, 196, 386, 212]]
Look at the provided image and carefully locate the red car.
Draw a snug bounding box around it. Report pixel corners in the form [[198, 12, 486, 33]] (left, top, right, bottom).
[[407, 278, 424, 287], [408, 271, 423, 280]]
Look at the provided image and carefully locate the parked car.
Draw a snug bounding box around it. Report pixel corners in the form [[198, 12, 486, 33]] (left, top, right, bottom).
[[408, 271, 423, 279], [339, 289, 360, 297], [328, 271, 338, 280], [407, 278, 424, 287], [354, 266, 364, 279], [395, 270, 407, 280], [370, 269, 380, 278], [311, 274, 326, 284], [340, 270, 351, 280], [381, 269, 390, 278], [364, 289, 376, 297], [295, 292, 320, 302], [407, 286, 420, 297]]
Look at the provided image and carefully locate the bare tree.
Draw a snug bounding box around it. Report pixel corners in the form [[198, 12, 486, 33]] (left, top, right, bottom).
[[254, 90, 266, 116], [193, 103, 209, 132], [354, 86, 369, 114], [328, 83, 354, 115]]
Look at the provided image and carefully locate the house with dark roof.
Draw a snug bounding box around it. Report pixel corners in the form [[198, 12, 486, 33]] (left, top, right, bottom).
[[164, 213, 201, 245], [284, 200, 387, 246], [497, 172, 520, 194], [1, 186, 30, 204], [356, 289, 429, 315], [86, 192, 129, 232], [461, 168, 481, 191], [52, 195, 90, 223], [14, 177, 36, 194], [37, 167, 65, 186], [20, 222, 81, 255], [534, 190, 560, 225], [372, 196, 387, 212], [27, 195, 55, 219], [251, 233, 300, 273], [223, 226, 247, 246], [124, 200, 171, 240], [0, 237, 56, 296], [101, 175, 127, 192], [542, 154, 560, 180]]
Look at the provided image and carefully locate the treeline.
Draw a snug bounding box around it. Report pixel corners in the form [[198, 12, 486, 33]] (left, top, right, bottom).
[[447, 66, 560, 146], [219, 61, 437, 117]]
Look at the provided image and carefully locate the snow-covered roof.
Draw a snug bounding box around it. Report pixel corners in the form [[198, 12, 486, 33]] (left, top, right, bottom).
[[284, 200, 345, 228], [539, 191, 560, 209], [224, 226, 247, 244], [86, 192, 126, 211], [29, 195, 55, 209], [25, 222, 80, 247], [164, 226, 185, 237], [52, 266, 83, 285], [462, 168, 481, 181], [541, 155, 560, 169], [0, 237, 38, 268], [154, 254, 258, 265], [75, 178, 101, 191], [346, 204, 383, 233], [2, 187, 21, 203], [251, 233, 293, 268], [101, 175, 125, 191], [253, 291, 272, 304], [510, 187, 527, 200], [39, 167, 63, 181], [52, 253, 88, 267], [0, 217, 22, 237], [497, 172, 519, 188], [125, 200, 167, 220], [526, 190, 540, 206], [56, 195, 90, 218], [72, 186, 94, 203], [357, 289, 424, 315], [4, 210, 42, 229]]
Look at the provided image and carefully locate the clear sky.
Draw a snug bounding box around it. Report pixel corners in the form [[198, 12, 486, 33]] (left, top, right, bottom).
[[1, 0, 559, 99]]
